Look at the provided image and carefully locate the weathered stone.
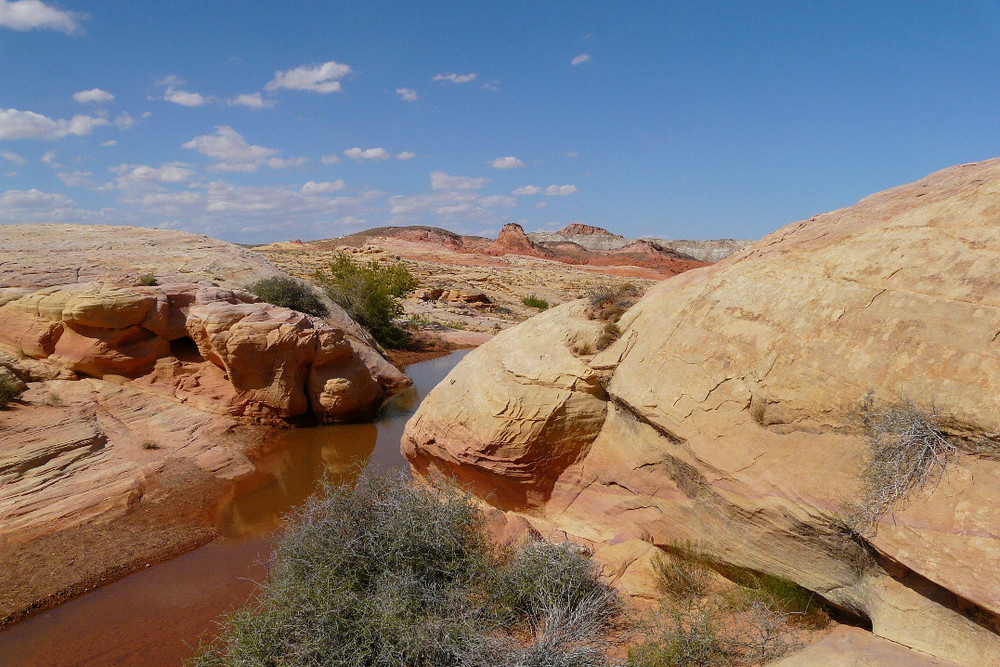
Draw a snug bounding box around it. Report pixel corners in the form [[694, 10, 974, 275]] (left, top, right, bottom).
[[403, 158, 1000, 663]]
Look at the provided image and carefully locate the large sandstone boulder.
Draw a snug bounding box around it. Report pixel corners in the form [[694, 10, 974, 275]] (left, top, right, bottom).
[[0, 226, 408, 422], [403, 158, 1000, 663]]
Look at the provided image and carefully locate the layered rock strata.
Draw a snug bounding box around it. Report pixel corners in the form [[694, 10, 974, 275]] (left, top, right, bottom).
[[403, 158, 1000, 663]]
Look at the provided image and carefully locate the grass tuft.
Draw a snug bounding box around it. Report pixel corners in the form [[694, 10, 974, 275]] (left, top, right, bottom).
[[521, 294, 549, 310]]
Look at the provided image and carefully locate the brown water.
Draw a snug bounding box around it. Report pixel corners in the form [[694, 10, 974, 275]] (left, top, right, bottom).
[[0, 350, 469, 667]]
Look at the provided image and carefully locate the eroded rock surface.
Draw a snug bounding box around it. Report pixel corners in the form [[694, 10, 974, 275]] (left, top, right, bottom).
[[403, 159, 1000, 663], [0, 225, 407, 621]]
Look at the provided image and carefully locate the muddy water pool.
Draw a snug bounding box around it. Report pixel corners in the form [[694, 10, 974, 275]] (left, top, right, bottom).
[[0, 350, 468, 667]]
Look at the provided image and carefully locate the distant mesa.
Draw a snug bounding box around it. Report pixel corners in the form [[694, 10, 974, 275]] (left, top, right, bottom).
[[556, 223, 623, 238]]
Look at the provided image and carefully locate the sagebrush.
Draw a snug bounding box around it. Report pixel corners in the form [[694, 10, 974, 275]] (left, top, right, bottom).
[[247, 275, 329, 318], [849, 394, 955, 536], [0, 375, 20, 408], [315, 254, 418, 348], [191, 473, 620, 666]]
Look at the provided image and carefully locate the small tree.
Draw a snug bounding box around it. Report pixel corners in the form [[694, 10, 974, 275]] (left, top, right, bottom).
[[315, 254, 418, 348]]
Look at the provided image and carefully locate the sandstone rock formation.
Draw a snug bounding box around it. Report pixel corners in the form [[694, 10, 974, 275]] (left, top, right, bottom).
[[403, 158, 1000, 663], [0, 224, 409, 621]]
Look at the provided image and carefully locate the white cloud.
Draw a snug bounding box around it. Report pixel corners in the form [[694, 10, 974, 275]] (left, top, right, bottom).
[[396, 87, 418, 102], [100, 140, 117, 146], [182, 126, 278, 172], [396, 151, 415, 160], [0, 108, 109, 140], [535, 201, 547, 209], [490, 156, 525, 169], [565, 151, 579, 158], [114, 112, 135, 129], [344, 147, 391, 161], [321, 154, 341, 165], [265, 61, 352, 94], [431, 171, 488, 191], [73, 88, 114, 105], [513, 184, 578, 196], [228, 93, 275, 109], [0, 0, 83, 33], [267, 156, 308, 169], [0, 150, 26, 165], [112, 163, 198, 186], [163, 88, 206, 107], [57, 170, 98, 188], [41, 150, 58, 165], [301, 180, 345, 195], [432, 72, 477, 84], [0, 188, 95, 223], [571, 54, 591, 66], [481, 80, 500, 92]]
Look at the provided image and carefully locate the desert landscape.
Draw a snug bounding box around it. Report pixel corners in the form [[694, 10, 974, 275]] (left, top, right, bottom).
[[4, 2, 1000, 665]]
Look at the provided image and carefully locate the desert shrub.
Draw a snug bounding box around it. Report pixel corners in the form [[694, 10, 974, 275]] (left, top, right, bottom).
[[586, 283, 642, 323], [136, 273, 158, 287], [652, 543, 712, 601], [630, 544, 802, 666], [191, 473, 620, 667], [247, 275, 329, 318], [719, 567, 829, 629], [595, 322, 621, 351], [0, 375, 21, 408], [522, 294, 549, 310], [849, 394, 956, 536], [315, 254, 418, 348], [140, 440, 160, 450]]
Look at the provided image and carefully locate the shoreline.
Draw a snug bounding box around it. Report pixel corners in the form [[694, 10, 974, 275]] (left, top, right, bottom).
[[0, 330, 485, 632]]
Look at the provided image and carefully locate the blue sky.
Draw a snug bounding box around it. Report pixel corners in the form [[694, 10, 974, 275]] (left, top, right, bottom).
[[2, 1, 1000, 244]]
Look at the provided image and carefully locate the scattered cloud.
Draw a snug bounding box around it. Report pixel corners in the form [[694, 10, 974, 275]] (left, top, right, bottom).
[[571, 54, 591, 66], [100, 140, 117, 147], [114, 112, 135, 129], [396, 87, 418, 102], [266, 156, 308, 169], [265, 60, 352, 94], [41, 150, 58, 166], [535, 201, 547, 209], [565, 151, 579, 158], [344, 147, 391, 161], [164, 88, 206, 107], [56, 170, 100, 188], [512, 185, 542, 195], [490, 156, 525, 169], [301, 180, 345, 195], [481, 80, 500, 91], [513, 184, 579, 196], [73, 88, 114, 105], [431, 171, 489, 191], [0, 108, 109, 140], [432, 72, 477, 84], [1, 150, 26, 165], [321, 154, 341, 165], [0, 0, 84, 33], [182, 126, 279, 172], [0, 188, 95, 223], [396, 151, 415, 160], [112, 163, 198, 187], [228, 93, 276, 109]]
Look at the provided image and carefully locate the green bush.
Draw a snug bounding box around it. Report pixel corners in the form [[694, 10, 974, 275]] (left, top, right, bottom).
[[136, 273, 158, 286], [314, 254, 418, 348], [191, 473, 619, 667], [521, 294, 549, 310], [248, 275, 329, 317], [0, 375, 21, 408]]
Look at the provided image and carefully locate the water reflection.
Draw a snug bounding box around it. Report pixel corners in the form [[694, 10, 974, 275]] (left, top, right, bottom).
[[218, 349, 468, 538]]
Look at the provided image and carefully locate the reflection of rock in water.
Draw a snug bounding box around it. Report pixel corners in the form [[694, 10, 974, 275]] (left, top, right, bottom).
[[221, 423, 377, 538], [382, 386, 419, 416]]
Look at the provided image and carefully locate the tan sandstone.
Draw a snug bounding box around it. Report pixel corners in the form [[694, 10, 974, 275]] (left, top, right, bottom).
[[403, 158, 1000, 663]]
